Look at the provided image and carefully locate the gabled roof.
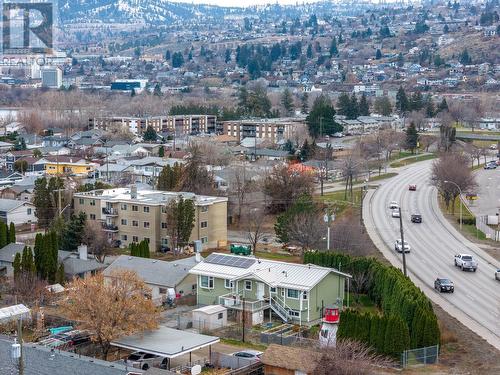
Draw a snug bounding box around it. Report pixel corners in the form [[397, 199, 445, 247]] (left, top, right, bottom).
[[57, 251, 108, 275], [103, 255, 199, 287], [189, 253, 350, 291], [0, 198, 34, 212], [0, 242, 25, 263]]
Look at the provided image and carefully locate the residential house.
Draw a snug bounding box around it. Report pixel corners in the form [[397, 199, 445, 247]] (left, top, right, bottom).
[[189, 253, 351, 326], [58, 246, 108, 279], [67, 137, 103, 151], [0, 242, 25, 276], [261, 344, 322, 375], [3, 150, 33, 171], [103, 254, 200, 305], [44, 156, 97, 176], [0, 185, 34, 201], [0, 172, 24, 187], [0, 198, 36, 225], [73, 187, 227, 252], [0, 141, 13, 152], [41, 136, 69, 148]]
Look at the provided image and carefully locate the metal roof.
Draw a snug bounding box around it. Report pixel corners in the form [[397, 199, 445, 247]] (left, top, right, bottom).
[[0, 304, 30, 322], [111, 326, 219, 359]]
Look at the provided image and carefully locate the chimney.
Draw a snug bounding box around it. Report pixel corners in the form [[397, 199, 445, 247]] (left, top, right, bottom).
[[78, 244, 88, 260], [130, 185, 137, 199], [195, 252, 201, 263]]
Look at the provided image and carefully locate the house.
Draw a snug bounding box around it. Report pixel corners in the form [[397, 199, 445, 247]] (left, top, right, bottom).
[[44, 156, 97, 176], [192, 305, 228, 331], [41, 136, 69, 148], [0, 242, 25, 276], [58, 246, 108, 279], [0, 185, 34, 201], [4, 150, 33, 171], [261, 344, 321, 375], [0, 172, 24, 187], [0, 199, 36, 225], [0, 141, 13, 152], [103, 254, 200, 305], [73, 187, 228, 253], [189, 253, 351, 326]]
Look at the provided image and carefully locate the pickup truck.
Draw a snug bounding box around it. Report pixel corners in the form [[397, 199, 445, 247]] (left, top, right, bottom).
[[454, 254, 478, 272]]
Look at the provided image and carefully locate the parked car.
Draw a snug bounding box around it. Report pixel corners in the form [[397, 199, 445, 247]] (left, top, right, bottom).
[[232, 350, 263, 361], [389, 201, 399, 209], [391, 209, 400, 218], [454, 254, 478, 272], [496, 269, 500, 281], [409, 184, 417, 191], [434, 278, 454, 293], [411, 214, 422, 223], [489, 144, 497, 150], [484, 163, 497, 169], [127, 352, 168, 370], [395, 239, 411, 253]]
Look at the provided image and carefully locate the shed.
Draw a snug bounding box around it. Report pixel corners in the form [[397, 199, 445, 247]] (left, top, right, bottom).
[[192, 305, 227, 331], [261, 344, 322, 375]]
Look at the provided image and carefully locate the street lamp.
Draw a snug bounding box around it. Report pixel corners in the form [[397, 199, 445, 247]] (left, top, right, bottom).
[[444, 180, 463, 231]]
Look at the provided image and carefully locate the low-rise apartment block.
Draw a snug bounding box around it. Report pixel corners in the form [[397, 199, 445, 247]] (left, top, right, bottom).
[[73, 187, 227, 253], [221, 118, 305, 143], [89, 115, 217, 136]]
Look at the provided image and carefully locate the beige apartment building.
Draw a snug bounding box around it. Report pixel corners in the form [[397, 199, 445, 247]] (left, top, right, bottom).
[[89, 115, 217, 136], [221, 118, 305, 143], [73, 187, 227, 253]]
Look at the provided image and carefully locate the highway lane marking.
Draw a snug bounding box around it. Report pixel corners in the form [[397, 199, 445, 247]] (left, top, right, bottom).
[[465, 293, 476, 301]]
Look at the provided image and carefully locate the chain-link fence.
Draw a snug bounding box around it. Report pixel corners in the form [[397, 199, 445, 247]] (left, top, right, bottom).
[[400, 345, 439, 368]]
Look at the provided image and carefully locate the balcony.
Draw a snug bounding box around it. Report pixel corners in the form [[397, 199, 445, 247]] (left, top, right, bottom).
[[102, 207, 118, 216], [102, 223, 118, 232], [218, 293, 269, 312]]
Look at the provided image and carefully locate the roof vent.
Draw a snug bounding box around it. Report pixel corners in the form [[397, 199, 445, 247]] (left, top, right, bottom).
[[152, 260, 157, 263], [128, 256, 132, 260]]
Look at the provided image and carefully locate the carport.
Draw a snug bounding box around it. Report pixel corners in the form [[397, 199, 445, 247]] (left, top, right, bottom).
[[111, 326, 220, 370]]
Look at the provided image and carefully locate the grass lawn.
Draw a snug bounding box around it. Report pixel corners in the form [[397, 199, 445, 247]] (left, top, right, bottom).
[[345, 293, 379, 315], [369, 172, 398, 182], [390, 153, 436, 168], [254, 251, 300, 262], [220, 338, 267, 351], [389, 151, 414, 161], [439, 196, 487, 240], [320, 189, 363, 214]]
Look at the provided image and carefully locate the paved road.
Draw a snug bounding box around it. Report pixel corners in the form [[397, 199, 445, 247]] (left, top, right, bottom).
[[469, 168, 500, 216], [363, 160, 500, 350]]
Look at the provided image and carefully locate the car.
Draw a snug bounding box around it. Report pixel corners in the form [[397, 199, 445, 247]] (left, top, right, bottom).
[[391, 209, 400, 218], [490, 144, 497, 150], [484, 163, 497, 170], [411, 214, 422, 223], [434, 278, 454, 293], [409, 184, 417, 191], [126, 352, 168, 370], [232, 350, 263, 361], [496, 269, 500, 281], [389, 201, 399, 209], [395, 239, 410, 253], [454, 254, 478, 272]]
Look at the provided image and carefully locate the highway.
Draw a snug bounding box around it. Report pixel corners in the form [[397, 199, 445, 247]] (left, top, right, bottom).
[[363, 160, 500, 350]]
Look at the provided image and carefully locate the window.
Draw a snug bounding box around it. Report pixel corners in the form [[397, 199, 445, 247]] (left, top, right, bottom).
[[244, 280, 252, 291], [79, 198, 84, 205], [217, 312, 224, 320], [302, 291, 308, 300], [132, 236, 138, 243], [132, 205, 138, 212], [161, 222, 167, 229], [200, 221, 208, 228], [161, 206, 167, 213], [270, 287, 276, 293], [200, 206, 208, 213], [121, 219, 127, 225], [121, 204, 127, 210], [89, 214, 96, 220], [159, 288, 167, 294], [27, 208, 32, 215], [161, 238, 168, 246], [287, 289, 300, 299], [201, 236, 208, 244], [121, 235, 128, 241], [132, 220, 138, 227], [224, 279, 233, 289], [200, 275, 214, 289], [144, 221, 150, 228], [90, 200, 95, 206], [281, 288, 285, 297], [143, 206, 150, 213], [144, 237, 150, 243], [288, 310, 300, 317]]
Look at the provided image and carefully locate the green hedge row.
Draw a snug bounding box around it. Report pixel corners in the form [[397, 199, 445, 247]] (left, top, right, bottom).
[[304, 252, 440, 351], [458, 217, 475, 225]]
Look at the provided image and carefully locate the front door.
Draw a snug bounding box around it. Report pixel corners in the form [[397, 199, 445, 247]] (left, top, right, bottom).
[[256, 282, 265, 300]]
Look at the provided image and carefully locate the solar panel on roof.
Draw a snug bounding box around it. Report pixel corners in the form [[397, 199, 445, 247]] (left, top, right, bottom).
[[205, 253, 256, 269]]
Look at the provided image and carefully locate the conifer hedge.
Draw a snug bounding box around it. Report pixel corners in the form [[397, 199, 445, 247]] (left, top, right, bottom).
[[304, 251, 440, 354]]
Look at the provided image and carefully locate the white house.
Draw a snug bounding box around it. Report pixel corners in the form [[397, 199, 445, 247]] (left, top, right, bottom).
[[0, 199, 36, 226]]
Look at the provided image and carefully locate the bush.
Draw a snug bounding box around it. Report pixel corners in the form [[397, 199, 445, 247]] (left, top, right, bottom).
[[458, 217, 475, 225]]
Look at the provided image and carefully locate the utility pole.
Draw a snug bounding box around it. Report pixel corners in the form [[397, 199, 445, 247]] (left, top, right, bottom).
[[18, 317, 23, 375], [241, 298, 245, 343], [398, 206, 407, 277]]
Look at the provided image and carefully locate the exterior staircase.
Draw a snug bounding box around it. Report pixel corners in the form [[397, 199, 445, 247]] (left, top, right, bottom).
[[270, 296, 290, 322]]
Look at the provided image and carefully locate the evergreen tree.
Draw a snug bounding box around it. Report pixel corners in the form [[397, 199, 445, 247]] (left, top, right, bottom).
[[9, 222, 15, 243], [306, 43, 313, 58], [348, 93, 359, 119], [157, 163, 183, 191], [374, 96, 393, 116], [410, 91, 423, 111], [405, 123, 419, 153], [281, 88, 294, 116], [425, 97, 435, 117], [396, 86, 410, 113], [422, 313, 440, 347], [158, 145, 165, 158], [153, 83, 162, 97], [375, 49, 382, 60], [225, 49, 231, 63], [306, 95, 340, 138], [34, 233, 43, 276], [359, 93, 370, 116], [336, 93, 351, 117], [329, 37, 338, 57], [301, 92, 309, 114], [141, 240, 150, 258], [56, 263, 65, 285], [338, 33, 344, 44], [13, 252, 21, 280], [143, 126, 157, 142], [437, 98, 448, 112], [130, 89, 136, 98], [0, 222, 7, 248], [61, 213, 86, 252]]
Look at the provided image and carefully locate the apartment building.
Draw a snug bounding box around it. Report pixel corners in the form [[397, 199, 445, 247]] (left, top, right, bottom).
[[89, 115, 217, 136], [221, 118, 304, 143], [73, 187, 227, 253]]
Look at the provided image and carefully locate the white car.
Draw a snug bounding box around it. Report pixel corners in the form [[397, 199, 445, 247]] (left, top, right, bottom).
[[389, 201, 399, 209], [495, 269, 500, 281], [232, 350, 263, 361], [391, 209, 400, 218], [395, 239, 410, 253], [126, 352, 168, 370]]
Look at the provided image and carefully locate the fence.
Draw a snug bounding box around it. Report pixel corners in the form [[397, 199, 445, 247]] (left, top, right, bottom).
[[400, 345, 439, 368], [476, 215, 500, 241], [211, 352, 256, 370]]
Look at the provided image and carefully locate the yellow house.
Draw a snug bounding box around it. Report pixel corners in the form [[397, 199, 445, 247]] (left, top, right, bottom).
[[45, 157, 96, 176]]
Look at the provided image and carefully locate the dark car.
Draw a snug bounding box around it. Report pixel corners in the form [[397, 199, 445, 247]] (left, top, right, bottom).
[[409, 184, 417, 191], [411, 214, 422, 223], [434, 278, 454, 293]]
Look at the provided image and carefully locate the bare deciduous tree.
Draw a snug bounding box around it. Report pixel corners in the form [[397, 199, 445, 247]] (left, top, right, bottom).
[[83, 220, 111, 263], [286, 208, 326, 252], [243, 205, 267, 254], [341, 154, 363, 200], [418, 134, 437, 152]]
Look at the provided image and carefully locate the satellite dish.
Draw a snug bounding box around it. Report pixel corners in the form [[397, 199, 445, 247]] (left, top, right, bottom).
[[191, 365, 202, 375]]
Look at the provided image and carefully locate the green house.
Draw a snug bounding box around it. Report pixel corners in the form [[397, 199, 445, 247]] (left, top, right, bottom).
[[189, 253, 351, 325]]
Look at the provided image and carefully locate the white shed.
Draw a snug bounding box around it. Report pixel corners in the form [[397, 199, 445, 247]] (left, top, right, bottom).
[[192, 305, 227, 331]]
